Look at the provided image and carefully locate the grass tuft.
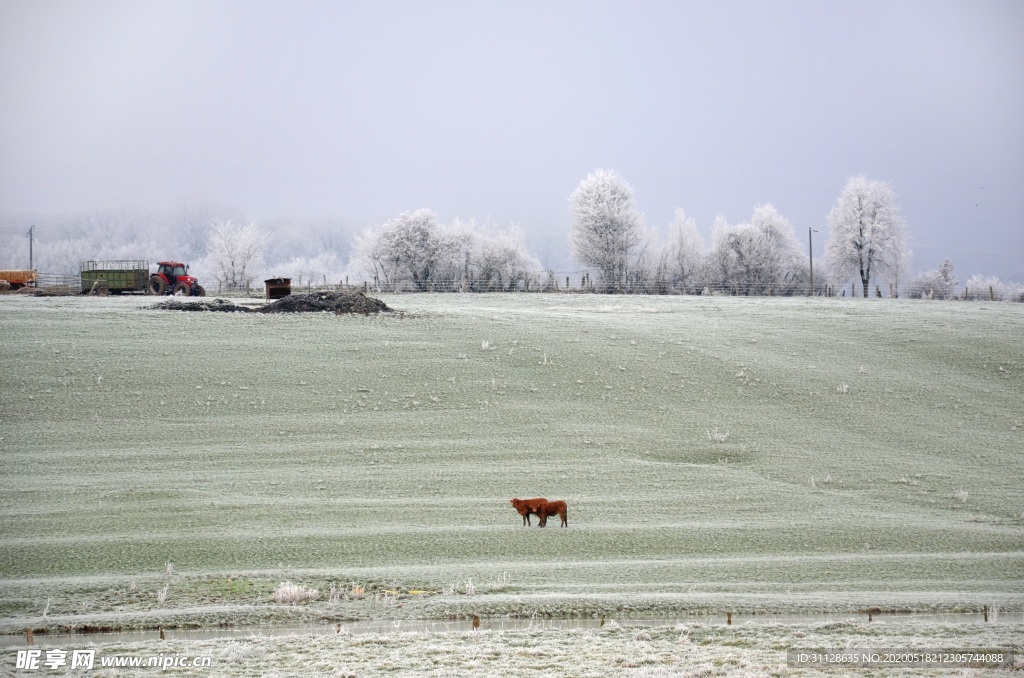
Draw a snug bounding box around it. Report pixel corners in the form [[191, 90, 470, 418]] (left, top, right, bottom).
[[271, 581, 319, 605], [706, 426, 729, 443]]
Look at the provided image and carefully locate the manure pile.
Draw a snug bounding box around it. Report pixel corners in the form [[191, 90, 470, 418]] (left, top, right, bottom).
[[258, 290, 392, 314], [154, 291, 392, 314], [155, 298, 251, 312]]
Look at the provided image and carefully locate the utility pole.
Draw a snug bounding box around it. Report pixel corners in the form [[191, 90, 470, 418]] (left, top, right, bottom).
[[28, 225, 34, 270], [808, 227, 817, 296]]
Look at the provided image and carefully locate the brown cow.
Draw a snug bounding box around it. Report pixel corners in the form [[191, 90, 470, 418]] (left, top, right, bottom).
[[536, 500, 568, 528], [509, 497, 547, 526]]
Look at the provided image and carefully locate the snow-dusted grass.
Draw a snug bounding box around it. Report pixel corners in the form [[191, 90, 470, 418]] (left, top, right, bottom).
[[1, 294, 1022, 642], [9, 620, 1024, 676]]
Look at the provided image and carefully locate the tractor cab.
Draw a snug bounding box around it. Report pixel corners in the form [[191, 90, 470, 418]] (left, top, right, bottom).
[[148, 261, 205, 296], [158, 262, 190, 283]]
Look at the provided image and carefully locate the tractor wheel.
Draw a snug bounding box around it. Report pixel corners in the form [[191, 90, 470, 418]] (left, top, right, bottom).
[[192, 284, 206, 297], [171, 282, 191, 296], [148, 276, 167, 295]]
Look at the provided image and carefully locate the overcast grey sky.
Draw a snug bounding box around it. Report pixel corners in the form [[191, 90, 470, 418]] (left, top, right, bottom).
[[2, 0, 1022, 278]]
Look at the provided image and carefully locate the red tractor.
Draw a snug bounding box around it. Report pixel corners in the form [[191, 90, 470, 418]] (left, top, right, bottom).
[[148, 261, 206, 296]]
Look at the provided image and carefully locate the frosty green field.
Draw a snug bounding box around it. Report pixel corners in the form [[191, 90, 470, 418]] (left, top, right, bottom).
[[1, 293, 1022, 664]]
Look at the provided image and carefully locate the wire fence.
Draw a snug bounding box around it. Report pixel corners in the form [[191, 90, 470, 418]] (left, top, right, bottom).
[[298, 276, 1023, 302], [7, 271, 1023, 303]]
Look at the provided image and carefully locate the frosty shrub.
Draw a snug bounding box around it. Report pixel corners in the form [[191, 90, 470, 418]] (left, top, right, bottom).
[[959, 275, 1022, 302], [908, 258, 957, 299], [220, 642, 250, 663], [156, 585, 168, 606], [272, 581, 319, 605]]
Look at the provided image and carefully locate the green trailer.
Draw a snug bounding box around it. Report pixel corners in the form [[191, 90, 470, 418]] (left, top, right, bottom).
[[81, 260, 150, 295]]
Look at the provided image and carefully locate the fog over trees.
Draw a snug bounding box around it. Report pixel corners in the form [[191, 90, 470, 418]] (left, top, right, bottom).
[[0, 202, 351, 292], [1, 171, 1020, 300]]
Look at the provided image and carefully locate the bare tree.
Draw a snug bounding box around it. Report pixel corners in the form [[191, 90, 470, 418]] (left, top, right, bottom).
[[825, 175, 908, 298], [569, 169, 645, 292]]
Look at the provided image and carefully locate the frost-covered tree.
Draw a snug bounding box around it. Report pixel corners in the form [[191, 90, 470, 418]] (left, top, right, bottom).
[[750, 204, 805, 293], [204, 220, 269, 291], [352, 211, 540, 292], [825, 175, 908, 298], [709, 219, 762, 295], [625, 226, 669, 293], [569, 169, 644, 293], [708, 206, 804, 295], [352, 209, 444, 291], [665, 209, 707, 293], [467, 223, 540, 291]]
